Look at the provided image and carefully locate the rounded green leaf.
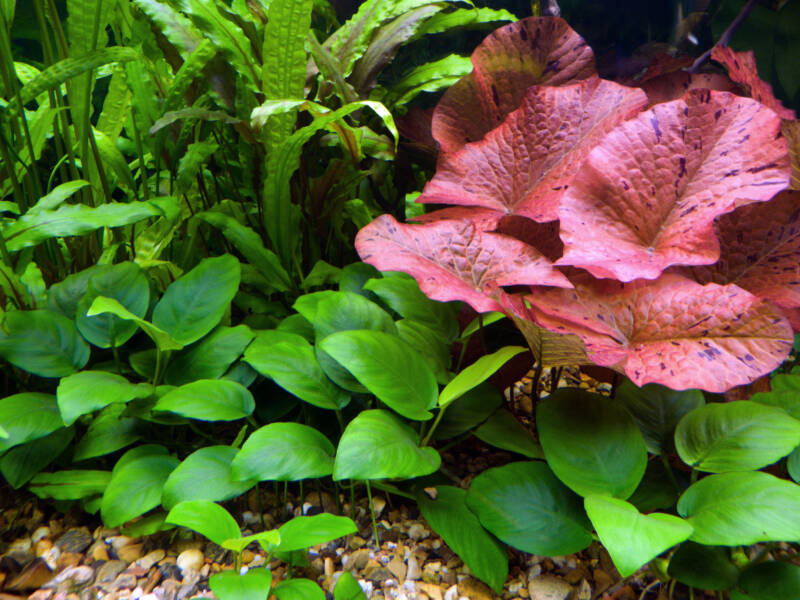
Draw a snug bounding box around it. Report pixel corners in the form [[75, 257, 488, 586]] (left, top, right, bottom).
[[0, 427, 74, 488], [232, 423, 334, 481], [165, 499, 241, 547], [57, 370, 153, 426], [751, 389, 800, 419], [101, 454, 179, 527], [47, 265, 106, 318], [439, 346, 526, 408], [434, 383, 503, 440], [0, 393, 63, 453], [417, 486, 507, 592], [320, 330, 437, 420], [465, 461, 592, 556], [86, 296, 184, 352], [584, 495, 693, 577], [677, 471, 800, 545], [333, 410, 440, 480], [152, 255, 241, 345], [788, 445, 800, 483], [209, 568, 272, 600], [734, 561, 800, 600], [165, 325, 254, 386], [473, 408, 543, 459], [667, 542, 740, 591], [675, 401, 800, 472], [153, 380, 254, 421], [537, 388, 647, 498], [272, 578, 325, 600], [73, 404, 142, 461], [276, 514, 357, 553], [161, 446, 257, 510], [334, 571, 368, 600], [0, 309, 89, 377]]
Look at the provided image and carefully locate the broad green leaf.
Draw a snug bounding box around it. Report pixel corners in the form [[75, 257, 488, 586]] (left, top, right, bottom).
[[272, 578, 325, 600], [677, 471, 800, 545], [537, 389, 647, 498], [458, 311, 506, 342], [0, 428, 74, 489], [165, 499, 241, 547], [435, 383, 503, 440], [386, 54, 473, 107], [627, 460, 680, 513], [667, 542, 740, 591], [338, 262, 381, 297], [334, 571, 367, 600], [122, 513, 168, 538], [165, 325, 254, 386], [162, 446, 256, 510], [102, 454, 179, 527], [751, 389, 800, 419], [733, 561, 800, 600], [209, 569, 272, 600], [616, 380, 705, 454], [223, 530, 281, 554], [243, 330, 348, 410], [73, 404, 142, 461], [0, 424, 7, 438], [29, 470, 111, 500], [232, 423, 335, 482], [47, 265, 106, 318], [584, 495, 693, 577], [153, 380, 254, 421], [277, 314, 314, 342], [113, 445, 169, 474], [320, 330, 436, 420], [396, 320, 451, 384], [417, 486, 507, 592], [439, 346, 526, 408], [473, 409, 543, 459], [0, 310, 89, 377], [276, 514, 357, 553], [87, 296, 184, 352], [333, 410, 440, 480], [302, 260, 342, 290], [0, 393, 63, 452], [466, 461, 592, 556], [57, 371, 153, 426], [152, 255, 241, 345], [789, 445, 800, 483], [674, 401, 800, 472]]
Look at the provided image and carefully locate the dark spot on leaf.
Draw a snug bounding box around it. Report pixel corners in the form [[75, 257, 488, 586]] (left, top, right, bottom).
[[650, 115, 662, 142], [491, 84, 500, 107], [746, 162, 778, 174]]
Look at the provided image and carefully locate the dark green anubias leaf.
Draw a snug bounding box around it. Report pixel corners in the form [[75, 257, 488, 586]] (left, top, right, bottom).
[[789, 445, 800, 483], [76, 261, 150, 348], [277, 314, 314, 342], [153, 380, 254, 421], [751, 389, 800, 419], [338, 262, 381, 298], [243, 330, 348, 410], [0, 427, 74, 488], [537, 389, 647, 499], [435, 383, 503, 440], [439, 346, 526, 408], [466, 461, 592, 556], [165, 499, 242, 547], [152, 255, 240, 345], [209, 569, 273, 600], [0, 393, 63, 453], [87, 297, 184, 352], [334, 571, 367, 600], [122, 513, 168, 538], [165, 325, 254, 386], [320, 330, 436, 420], [417, 486, 507, 592], [162, 446, 256, 510], [47, 265, 106, 318], [29, 470, 111, 500], [616, 380, 705, 454], [333, 409, 440, 480], [733, 561, 800, 600], [113, 444, 169, 474], [627, 460, 680, 513], [272, 578, 325, 600], [101, 454, 179, 527], [57, 371, 153, 426], [276, 514, 357, 553], [0, 310, 89, 377], [73, 404, 142, 461], [302, 260, 342, 290], [232, 423, 335, 482], [667, 542, 740, 591], [677, 471, 800, 545], [584, 495, 693, 577], [674, 401, 800, 473], [396, 320, 451, 384], [474, 409, 543, 459]]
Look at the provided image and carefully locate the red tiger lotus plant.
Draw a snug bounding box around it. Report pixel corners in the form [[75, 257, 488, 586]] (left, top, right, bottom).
[[356, 16, 800, 393]]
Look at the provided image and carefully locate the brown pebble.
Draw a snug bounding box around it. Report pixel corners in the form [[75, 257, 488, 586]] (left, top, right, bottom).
[[28, 590, 54, 600], [90, 543, 110, 562], [55, 528, 92, 554], [6, 559, 54, 591], [416, 582, 444, 600], [95, 560, 127, 583], [112, 572, 138, 590], [35, 539, 53, 557], [56, 552, 82, 570], [117, 542, 144, 563], [592, 569, 614, 594], [459, 577, 495, 600], [143, 567, 162, 593]]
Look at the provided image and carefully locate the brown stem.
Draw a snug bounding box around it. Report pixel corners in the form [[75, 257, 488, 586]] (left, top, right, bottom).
[[688, 0, 758, 73]]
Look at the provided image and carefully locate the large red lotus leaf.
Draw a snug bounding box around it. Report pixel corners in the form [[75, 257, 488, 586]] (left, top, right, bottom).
[[355, 214, 572, 313], [640, 71, 739, 108], [493, 216, 564, 262], [431, 17, 595, 154], [411, 206, 504, 230], [687, 190, 800, 311], [422, 78, 647, 222], [526, 273, 793, 392], [711, 46, 796, 120], [557, 89, 791, 281]]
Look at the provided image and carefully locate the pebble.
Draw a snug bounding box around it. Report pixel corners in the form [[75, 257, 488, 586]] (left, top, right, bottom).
[[117, 542, 144, 563], [96, 560, 128, 583], [32, 526, 51, 543], [528, 575, 573, 600], [176, 549, 204, 573], [55, 529, 92, 554], [135, 550, 166, 571], [46, 565, 94, 588]]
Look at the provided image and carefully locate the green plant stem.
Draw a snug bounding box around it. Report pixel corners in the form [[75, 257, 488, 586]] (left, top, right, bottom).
[[365, 480, 380, 547], [689, 469, 698, 485], [660, 452, 681, 492], [370, 481, 415, 501], [420, 407, 446, 447], [334, 409, 345, 433], [129, 110, 149, 200], [152, 351, 167, 386]]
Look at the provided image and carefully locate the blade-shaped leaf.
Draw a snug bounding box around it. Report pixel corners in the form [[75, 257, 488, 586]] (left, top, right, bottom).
[[276, 514, 357, 553], [57, 371, 153, 426], [29, 470, 111, 501], [435, 383, 504, 440], [165, 325, 254, 386], [0, 427, 74, 489], [439, 346, 526, 408], [153, 380, 254, 421], [87, 296, 184, 352]]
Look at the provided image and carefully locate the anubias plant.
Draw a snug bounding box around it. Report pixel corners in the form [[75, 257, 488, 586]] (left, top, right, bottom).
[[356, 15, 800, 394]]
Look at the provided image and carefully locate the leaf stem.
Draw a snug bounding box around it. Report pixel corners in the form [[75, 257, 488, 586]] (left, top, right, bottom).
[[365, 479, 380, 547]]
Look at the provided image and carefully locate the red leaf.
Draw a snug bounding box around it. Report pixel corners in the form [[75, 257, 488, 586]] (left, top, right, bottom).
[[422, 78, 647, 222], [558, 89, 791, 281], [711, 46, 796, 120], [526, 273, 793, 392], [640, 71, 739, 108], [431, 17, 595, 154], [355, 214, 571, 313], [411, 206, 504, 230], [783, 120, 800, 190]]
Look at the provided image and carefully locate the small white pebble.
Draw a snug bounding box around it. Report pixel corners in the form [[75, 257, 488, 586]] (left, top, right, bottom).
[[444, 585, 459, 600], [32, 526, 51, 543], [131, 587, 143, 599], [240, 566, 249, 575], [358, 580, 373, 596], [250, 555, 266, 567]]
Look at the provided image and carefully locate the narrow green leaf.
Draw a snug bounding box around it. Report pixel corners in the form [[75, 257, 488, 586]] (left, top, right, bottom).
[[165, 499, 241, 547], [29, 470, 111, 500], [27, 180, 89, 214], [153, 380, 254, 421], [132, 0, 204, 56], [439, 346, 525, 408], [57, 371, 153, 426]]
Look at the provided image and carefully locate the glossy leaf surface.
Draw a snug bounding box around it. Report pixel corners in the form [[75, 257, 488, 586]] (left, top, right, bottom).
[[153, 380, 254, 421]]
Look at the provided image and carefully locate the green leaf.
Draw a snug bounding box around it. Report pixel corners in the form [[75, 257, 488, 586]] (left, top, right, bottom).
[[466, 461, 593, 556], [73, 404, 142, 461], [439, 346, 526, 408], [132, 0, 204, 56], [232, 423, 335, 482], [101, 454, 179, 527], [386, 53, 473, 107], [113, 445, 169, 474], [733, 561, 800, 600], [537, 388, 647, 498], [789, 445, 800, 483], [584, 495, 693, 577], [27, 180, 89, 214], [334, 571, 367, 600], [209, 569, 272, 600], [473, 408, 543, 459], [162, 446, 256, 510], [667, 542, 740, 591], [87, 296, 184, 352], [435, 383, 503, 439], [47, 265, 106, 318], [396, 320, 451, 383], [57, 371, 153, 426], [272, 578, 325, 600], [0, 427, 74, 488], [457, 311, 506, 342], [276, 514, 357, 553], [152, 255, 241, 345], [175, 141, 219, 194], [674, 401, 800, 472], [122, 512, 169, 538], [223, 530, 281, 554], [0, 393, 63, 453], [0, 310, 89, 377], [153, 380, 254, 421], [626, 460, 680, 513], [320, 330, 436, 420], [417, 486, 507, 592], [616, 380, 705, 454], [165, 325, 254, 386], [333, 409, 441, 480], [243, 330, 349, 410], [29, 470, 111, 500], [677, 471, 800, 545], [751, 388, 800, 419], [165, 499, 242, 547]]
